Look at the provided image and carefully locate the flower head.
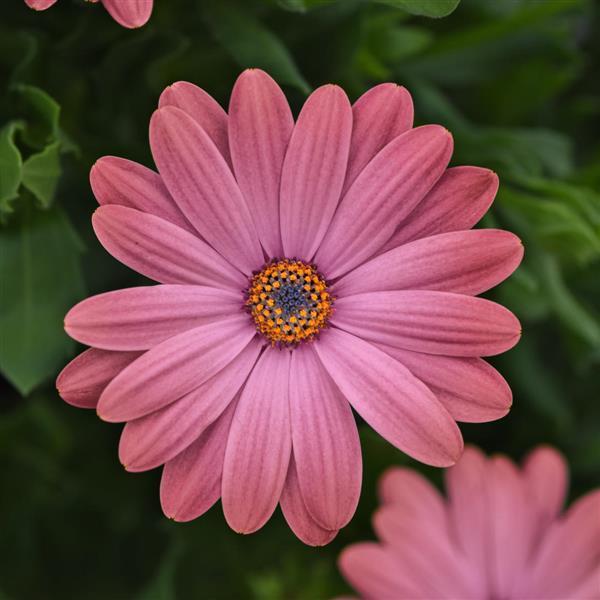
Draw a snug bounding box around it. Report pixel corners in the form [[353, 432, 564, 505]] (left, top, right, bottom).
[[339, 446, 600, 598], [57, 70, 523, 545]]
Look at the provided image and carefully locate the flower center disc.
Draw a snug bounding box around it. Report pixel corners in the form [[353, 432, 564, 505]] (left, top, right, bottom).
[[246, 259, 333, 346]]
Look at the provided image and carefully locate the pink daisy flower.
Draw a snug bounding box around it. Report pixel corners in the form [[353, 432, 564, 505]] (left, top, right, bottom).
[[339, 446, 600, 599], [25, 0, 153, 29], [57, 69, 523, 545]]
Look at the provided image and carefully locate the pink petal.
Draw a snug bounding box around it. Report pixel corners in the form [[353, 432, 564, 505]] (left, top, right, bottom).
[[158, 82, 230, 165], [56, 348, 141, 409], [382, 166, 499, 252], [334, 229, 524, 298], [280, 85, 352, 261], [315, 125, 453, 279], [280, 458, 338, 546], [101, 0, 153, 28], [119, 338, 261, 471], [25, 0, 57, 9], [97, 316, 255, 422], [160, 400, 238, 522], [375, 344, 512, 423], [90, 156, 192, 232], [332, 291, 521, 357], [343, 83, 413, 194], [65, 285, 242, 351], [222, 348, 292, 534], [93, 205, 246, 290], [315, 328, 463, 467], [150, 106, 263, 274], [289, 345, 361, 530], [229, 69, 294, 258]]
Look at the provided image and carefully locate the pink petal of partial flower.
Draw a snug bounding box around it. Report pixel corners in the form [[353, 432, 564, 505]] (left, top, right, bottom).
[[150, 106, 263, 274], [101, 0, 153, 28], [229, 69, 294, 258], [158, 81, 230, 165], [316, 328, 463, 467], [289, 345, 362, 530], [343, 83, 413, 194], [160, 399, 238, 522], [334, 229, 524, 298], [375, 344, 512, 423], [98, 316, 255, 422], [332, 291, 521, 357], [280, 458, 339, 547], [90, 156, 193, 233], [93, 205, 246, 290], [25, 0, 58, 9], [56, 348, 141, 409], [280, 84, 352, 261], [222, 348, 292, 534], [119, 338, 261, 472], [65, 285, 242, 351], [315, 125, 453, 279]]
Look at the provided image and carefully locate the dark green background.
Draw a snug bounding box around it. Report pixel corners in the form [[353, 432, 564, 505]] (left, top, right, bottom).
[[1, 0, 599, 598]]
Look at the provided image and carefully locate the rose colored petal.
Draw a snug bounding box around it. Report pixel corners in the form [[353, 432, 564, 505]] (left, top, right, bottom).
[[158, 82, 230, 165], [343, 83, 413, 194], [97, 316, 255, 422], [280, 85, 352, 261], [160, 400, 238, 522], [566, 567, 600, 600], [289, 345, 361, 530], [332, 291, 521, 357], [93, 205, 246, 290], [25, 0, 57, 9], [382, 166, 499, 252], [150, 106, 263, 274], [334, 229, 524, 298], [90, 156, 192, 232], [229, 69, 294, 258], [65, 285, 242, 351], [56, 348, 141, 409], [375, 344, 512, 423], [280, 458, 338, 547], [315, 328, 463, 467], [315, 125, 453, 279], [222, 348, 292, 534], [119, 338, 261, 472], [101, 0, 153, 28]]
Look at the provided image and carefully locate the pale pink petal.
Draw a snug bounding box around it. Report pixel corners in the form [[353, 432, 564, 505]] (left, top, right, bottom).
[[332, 291, 521, 357], [376, 344, 512, 423], [334, 229, 523, 298], [93, 205, 246, 290], [97, 316, 255, 422], [119, 338, 261, 471], [289, 345, 361, 530], [160, 400, 238, 522], [150, 106, 263, 274], [222, 348, 292, 534], [565, 567, 600, 600], [229, 69, 294, 257], [101, 0, 153, 28], [280, 85, 352, 261], [280, 458, 338, 546], [315, 125, 453, 279], [56, 348, 141, 409], [382, 166, 499, 252], [343, 83, 413, 194], [158, 82, 230, 165], [65, 285, 242, 351], [25, 0, 57, 9], [315, 328, 463, 467], [90, 156, 192, 232]]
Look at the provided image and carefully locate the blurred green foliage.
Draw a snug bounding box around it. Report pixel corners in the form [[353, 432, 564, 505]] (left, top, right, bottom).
[[0, 0, 599, 598]]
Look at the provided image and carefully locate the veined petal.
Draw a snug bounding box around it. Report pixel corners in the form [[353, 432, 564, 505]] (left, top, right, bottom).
[[101, 0, 153, 28]]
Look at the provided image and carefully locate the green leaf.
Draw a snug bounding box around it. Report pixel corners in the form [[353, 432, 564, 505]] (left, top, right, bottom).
[[0, 201, 85, 395], [0, 121, 23, 216], [21, 142, 62, 209], [375, 0, 461, 18], [11, 84, 61, 149]]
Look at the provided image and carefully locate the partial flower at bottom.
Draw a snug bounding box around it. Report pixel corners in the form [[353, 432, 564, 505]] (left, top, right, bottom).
[[57, 69, 523, 545]]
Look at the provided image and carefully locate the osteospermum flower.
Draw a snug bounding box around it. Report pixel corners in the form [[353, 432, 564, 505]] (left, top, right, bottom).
[[25, 0, 152, 28], [57, 69, 523, 545], [339, 446, 600, 599]]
